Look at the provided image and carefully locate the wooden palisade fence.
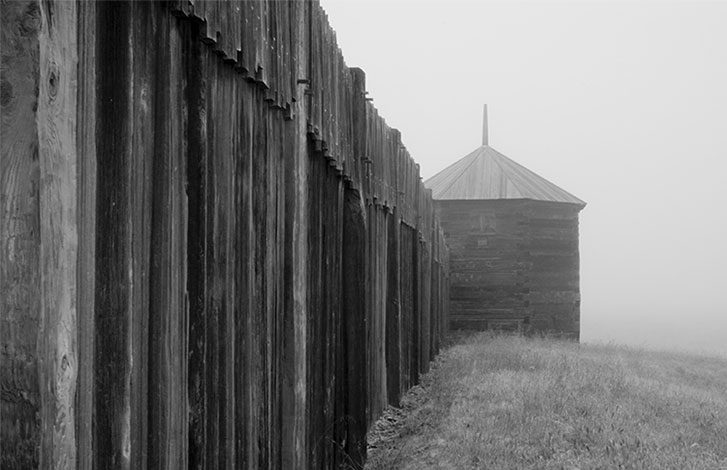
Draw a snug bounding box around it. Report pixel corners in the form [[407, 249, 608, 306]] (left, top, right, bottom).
[[0, 1, 450, 469]]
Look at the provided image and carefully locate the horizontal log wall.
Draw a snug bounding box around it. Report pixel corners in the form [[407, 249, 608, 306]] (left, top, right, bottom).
[[526, 202, 581, 339], [440, 200, 530, 331], [0, 1, 449, 469], [436, 199, 579, 338]]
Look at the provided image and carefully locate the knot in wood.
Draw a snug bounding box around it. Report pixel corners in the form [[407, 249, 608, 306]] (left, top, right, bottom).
[[48, 65, 59, 101]]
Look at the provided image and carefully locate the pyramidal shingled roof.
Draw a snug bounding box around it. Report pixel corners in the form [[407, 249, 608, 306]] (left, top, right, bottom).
[[425, 144, 585, 206]]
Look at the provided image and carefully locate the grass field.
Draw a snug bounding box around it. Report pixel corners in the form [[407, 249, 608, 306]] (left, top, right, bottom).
[[365, 333, 727, 470]]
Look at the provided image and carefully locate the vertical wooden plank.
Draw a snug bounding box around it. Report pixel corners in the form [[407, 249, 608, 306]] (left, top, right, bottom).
[[264, 0, 278, 104], [378, 210, 389, 415], [197, 0, 216, 46], [419, 237, 431, 374], [130, 5, 156, 469], [241, 0, 255, 77], [94, 2, 160, 467], [365, 204, 389, 424], [185, 18, 208, 470], [430, 242, 440, 360], [76, 2, 97, 469], [94, 2, 133, 468], [323, 170, 342, 468], [280, 0, 291, 107], [207, 46, 235, 470], [386, 209, 401, 406], [203, 49, 220, 470], [341, 187, 367, 467], [245, 87, 259, 470], [349, 68, 366, 205], [222, 54, 238, 470], [334, 182, 346, 470], [309, 1, 321, 137], [267, 103, 284, 470], [264, 96, 275, 470], [281, 2, 309, 462], [265, 108, 276, 469], [251, 89, 270, 470], [322, 161, 332, 470], [365, 204, 374, 424], [148, 7, 188, 469], [399, 223, 416, 391], [410, 227, 420, 386], [37, 2, 79, 467], [281, 1, 310, 467], [306, 151, 321, 470], [280, 97, 301, 464], [229, 65, 245, 469], [254, 0, 268, 86], [1, 2, 42, 468], [233, 71, 251, 470]]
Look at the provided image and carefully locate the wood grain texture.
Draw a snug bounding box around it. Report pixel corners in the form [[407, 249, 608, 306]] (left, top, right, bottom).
[[75, 2, 96, 469], [37, 1, 78, 468], [185, 19, 207, 470], [1, 2, 42, 468], [281, 1, 310, 466], [147, 8, 188, 469]]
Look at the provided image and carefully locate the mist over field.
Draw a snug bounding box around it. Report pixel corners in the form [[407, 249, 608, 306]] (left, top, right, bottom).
[[322, 0, 727, 357]]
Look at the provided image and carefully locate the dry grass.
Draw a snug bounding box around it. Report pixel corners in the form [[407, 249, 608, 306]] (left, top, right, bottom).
[[365, 332, 727, 470]]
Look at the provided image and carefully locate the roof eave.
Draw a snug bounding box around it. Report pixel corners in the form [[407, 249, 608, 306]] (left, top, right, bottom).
[[433, 197, 587, 210]]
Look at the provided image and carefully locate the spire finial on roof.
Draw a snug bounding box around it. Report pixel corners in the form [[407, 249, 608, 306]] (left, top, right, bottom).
[[482, 104, 489, 147]]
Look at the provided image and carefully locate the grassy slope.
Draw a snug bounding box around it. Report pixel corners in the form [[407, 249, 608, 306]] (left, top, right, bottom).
[[365, 333, 727, 470]]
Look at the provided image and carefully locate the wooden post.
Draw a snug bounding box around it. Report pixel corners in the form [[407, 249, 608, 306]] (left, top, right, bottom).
[[281, 0, 310, 467], [1, 2, 43, 468], [37, 1, 79, 468], [185, 18, 208, 470], [76, 2, 97, 469], [385, 209, 401, 405], [147, 5, 188, 469], [94, 3, 153, 468]]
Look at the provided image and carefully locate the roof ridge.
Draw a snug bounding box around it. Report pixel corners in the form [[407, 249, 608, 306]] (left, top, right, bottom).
[[425, 146, 481, 184], [429, 146, 484, 198]]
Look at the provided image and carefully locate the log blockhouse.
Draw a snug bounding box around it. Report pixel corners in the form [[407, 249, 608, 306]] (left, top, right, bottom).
[[426, 106, 585, 339], [0, 2, 449, 469]]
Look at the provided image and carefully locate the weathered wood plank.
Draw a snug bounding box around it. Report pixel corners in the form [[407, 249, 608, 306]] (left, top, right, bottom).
[[341, 187, 368, 465], [386, 209, 402, 405], [185, 17, 208, 470], [76, 2, 97, 469], [281, 0, 310, 466], [129, 5, 157, 468], [94, 3, 135, 468], [148, 9, 188, 470], [1, 2, 42, 468], [36, 1, 79, 467]]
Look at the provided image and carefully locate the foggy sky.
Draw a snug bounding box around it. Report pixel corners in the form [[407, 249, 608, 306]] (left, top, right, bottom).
[[321, 0, 727, 356]]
